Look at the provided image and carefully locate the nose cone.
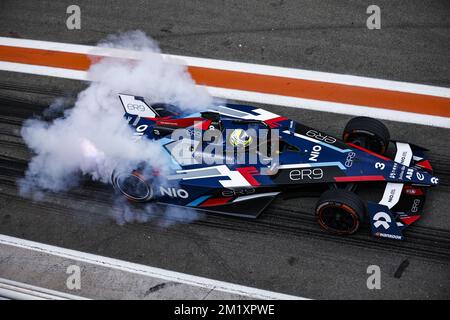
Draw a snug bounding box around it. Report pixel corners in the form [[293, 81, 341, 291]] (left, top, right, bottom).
[[406, 168, 439, 186], [416, 170, 439, 186], [430, 175, 440, 186]]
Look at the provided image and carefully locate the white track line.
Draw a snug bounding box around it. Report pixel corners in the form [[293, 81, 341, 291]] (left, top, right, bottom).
[[0, 61, 89, 81], [1, 61, 449, 128], [0, 234, 305, 300], [0, 37, 449, 128], [208, 87, 450, 128], [1, 37, 449, 98], [0, 278, 88, 300]]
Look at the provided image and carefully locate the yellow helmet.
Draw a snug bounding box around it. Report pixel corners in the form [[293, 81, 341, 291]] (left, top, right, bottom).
[[229, 129, 253, 148]]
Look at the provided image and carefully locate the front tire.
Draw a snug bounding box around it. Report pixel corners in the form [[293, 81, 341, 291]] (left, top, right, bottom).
[[315, 189, 366, 235], [343, 116, 390, 155]]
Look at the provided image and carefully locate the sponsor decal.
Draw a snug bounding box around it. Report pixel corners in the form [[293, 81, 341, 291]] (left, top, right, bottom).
[[394, 142, 413, 166], [431, 177, 439, 184], [132, 124, 148, 142], [387, 188, 397, 205], [406, 168, 413, 180], [411, 199, 421, 213], [305, 130, 336, 144], [119, 95, 156, 118], [379, 183, 403, 209], [158, 121, 175, 126], [222, 188, 256, 197], [398, 152, 408, 165], [403, 185, 424, 196], [289, 168, 323, 181], [126, 103, 146, 113], [389, 163, 398, 179], [344, 151, 356, 168], [375, 232, 402, 240], [416, 172, 425, 181], [308, 145, 322, 162], [159, 186, 189, 198], [398, 165, 406, 179]]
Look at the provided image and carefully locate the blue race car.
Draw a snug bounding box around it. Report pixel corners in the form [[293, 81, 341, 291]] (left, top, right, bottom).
[[112, 94, 439, 240]]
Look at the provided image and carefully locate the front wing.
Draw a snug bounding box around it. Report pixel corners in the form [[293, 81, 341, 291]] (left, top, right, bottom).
[[367, 142, 432, 240]]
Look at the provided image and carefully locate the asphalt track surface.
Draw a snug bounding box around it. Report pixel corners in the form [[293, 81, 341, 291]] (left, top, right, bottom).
[[0, 1, 449, 299]]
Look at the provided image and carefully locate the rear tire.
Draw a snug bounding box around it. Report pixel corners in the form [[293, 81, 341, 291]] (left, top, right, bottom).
[[150, 103, 178, 117], [315, 189, 366, 235], [111, 169, 153, 202], [343, 116, 390, 155]]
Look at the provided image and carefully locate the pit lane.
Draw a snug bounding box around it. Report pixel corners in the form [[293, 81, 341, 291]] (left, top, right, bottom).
[[0, 0, 449, 299], [0, 76, 449, 299]]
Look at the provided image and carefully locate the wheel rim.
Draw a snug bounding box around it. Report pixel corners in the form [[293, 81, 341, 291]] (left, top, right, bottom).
[[115, 173, 152, 201], [318, 204, 359, 234]]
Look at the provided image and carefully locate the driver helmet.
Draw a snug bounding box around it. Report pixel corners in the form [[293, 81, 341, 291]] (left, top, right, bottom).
[[229, 129, 253, 148]]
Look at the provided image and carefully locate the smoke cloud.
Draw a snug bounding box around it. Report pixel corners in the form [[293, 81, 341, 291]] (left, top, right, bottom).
[[19, 31, 213, 225]]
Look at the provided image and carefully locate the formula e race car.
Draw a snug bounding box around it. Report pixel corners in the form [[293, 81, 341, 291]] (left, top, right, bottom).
[[112, 94, 439, 240]]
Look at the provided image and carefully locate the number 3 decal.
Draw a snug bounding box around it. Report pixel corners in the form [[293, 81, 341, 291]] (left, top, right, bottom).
[[375, 162, 385, 170]]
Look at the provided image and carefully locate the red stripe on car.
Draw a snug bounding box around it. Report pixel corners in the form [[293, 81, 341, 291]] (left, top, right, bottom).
[[200, 197, 233, 207], [400, 215, 421, 225], [156, 117, 205, 128], [347, 143, 391, 161], [236, 167, 261, 186], [417, 160, 433, 171], [334, 175, 386, 182], [265, 116, 288, 128]]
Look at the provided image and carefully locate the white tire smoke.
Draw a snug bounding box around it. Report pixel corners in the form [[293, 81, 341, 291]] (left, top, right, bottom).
[[19, 31, 215, 225]]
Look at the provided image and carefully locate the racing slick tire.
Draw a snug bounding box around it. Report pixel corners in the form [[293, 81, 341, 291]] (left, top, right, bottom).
[[315, 189, 366, 235], [111, 169, 153, 202], [343, 116, 390, 155]]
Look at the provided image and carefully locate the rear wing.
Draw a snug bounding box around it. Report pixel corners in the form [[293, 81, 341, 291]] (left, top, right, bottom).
[[118, 94, 158, 118]]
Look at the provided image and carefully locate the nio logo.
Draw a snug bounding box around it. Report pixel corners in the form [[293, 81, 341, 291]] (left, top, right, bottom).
[[289, 168, 323, 181], [373, 212, 391, 230], [126, 103, 146, 112], [416, 172, 425, 181], [159, 186, 189, 199], [399, 151, 408, 165], [308, 145, 322, 162], [305, 130, 336, 144], [387, 189, 396, 204]]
